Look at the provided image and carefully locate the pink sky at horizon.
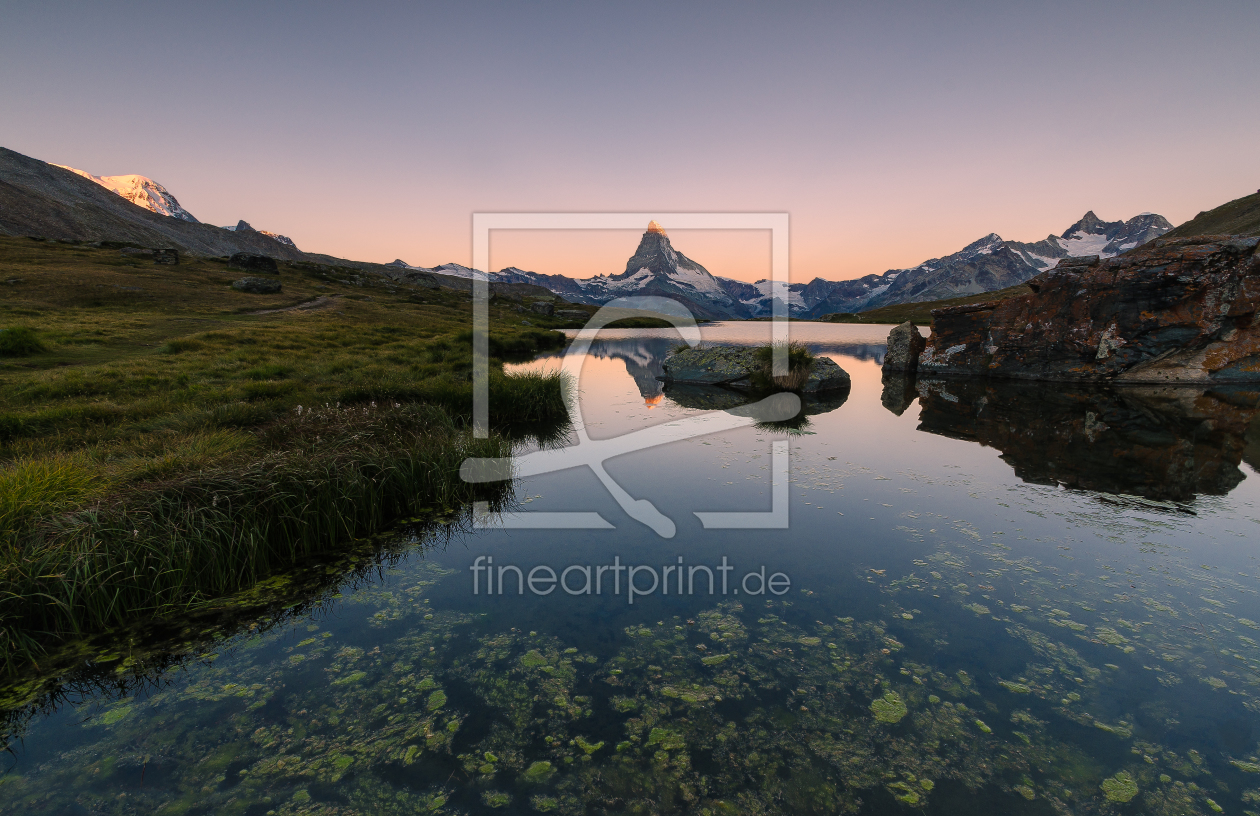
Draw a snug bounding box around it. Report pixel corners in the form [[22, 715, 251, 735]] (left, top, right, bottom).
[[3, 2, 1258, 285]]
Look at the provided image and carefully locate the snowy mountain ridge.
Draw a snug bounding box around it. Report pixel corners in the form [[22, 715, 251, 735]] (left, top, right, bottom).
[[401, 212, 1171, 319], [53, 165, 199, 223]]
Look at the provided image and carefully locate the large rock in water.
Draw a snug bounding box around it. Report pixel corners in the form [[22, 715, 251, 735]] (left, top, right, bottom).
[[883, 321, 926, 373], [918, 236, 1260, 382], [661, 346, 850, 393]]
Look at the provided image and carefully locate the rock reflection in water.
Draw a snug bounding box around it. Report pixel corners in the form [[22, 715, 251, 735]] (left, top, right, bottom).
[[898, 377, 1260, 501]]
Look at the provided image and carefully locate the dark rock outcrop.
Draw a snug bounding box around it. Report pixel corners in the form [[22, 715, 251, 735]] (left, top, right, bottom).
[[228, 253, 279, 274], [913, 378, 1260, 501], [918, 237, 1260, 383], [883, 322, 926, 373], [232, 277, 282, 294], [530, 302, 555, 317], [153, 248, 179, 265]]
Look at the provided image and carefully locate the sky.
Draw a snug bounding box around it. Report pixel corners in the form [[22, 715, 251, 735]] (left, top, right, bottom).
[[3, 1, 1258, 284]]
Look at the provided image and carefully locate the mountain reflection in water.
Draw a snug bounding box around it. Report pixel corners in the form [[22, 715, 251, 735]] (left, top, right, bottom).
[[541, 334, 876, 410], [885, 374, 1260, 502]]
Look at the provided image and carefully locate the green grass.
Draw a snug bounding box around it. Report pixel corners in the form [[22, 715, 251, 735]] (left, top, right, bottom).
[[0, 237, 570, 672], [750, 340, 815, 392], [1163, 190, 1260, 239], [0, 326, 46, 356]]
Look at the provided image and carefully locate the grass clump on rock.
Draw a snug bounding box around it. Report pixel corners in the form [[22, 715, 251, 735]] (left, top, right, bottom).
[[750, 340, 814, 392]]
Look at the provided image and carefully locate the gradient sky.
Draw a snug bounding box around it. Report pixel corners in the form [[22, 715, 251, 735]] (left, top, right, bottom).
[[3, 1, 1258, 283]]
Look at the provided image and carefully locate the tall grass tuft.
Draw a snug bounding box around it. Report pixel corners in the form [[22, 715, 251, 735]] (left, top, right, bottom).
[[0, 327, 47, 357], [0, 453, 103, 549], [751, 341, 815, 392], [0, 403, 515, 674]]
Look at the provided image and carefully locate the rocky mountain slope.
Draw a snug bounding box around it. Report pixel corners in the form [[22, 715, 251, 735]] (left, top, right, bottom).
[[0, 148, 306, 260]]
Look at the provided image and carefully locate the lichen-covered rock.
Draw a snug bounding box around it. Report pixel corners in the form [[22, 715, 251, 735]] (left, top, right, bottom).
[[662, 346, 759, 385], [228, 253, 279, 274], [662, 346, 850, 393], [918, 236, 1260, 382], [800, 356, 851, 393], [232, 277, 282, 294], [883, 321, 926, 373]]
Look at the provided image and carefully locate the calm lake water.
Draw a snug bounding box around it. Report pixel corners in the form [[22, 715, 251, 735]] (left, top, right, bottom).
[[5, 323, 1260, 815]]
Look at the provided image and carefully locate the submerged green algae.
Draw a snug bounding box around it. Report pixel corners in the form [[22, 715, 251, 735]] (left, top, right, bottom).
[[7, 498, 1260, 816]]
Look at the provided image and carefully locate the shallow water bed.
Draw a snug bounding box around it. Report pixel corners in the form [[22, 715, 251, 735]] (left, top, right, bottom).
[[5, 323, 1260, 816]]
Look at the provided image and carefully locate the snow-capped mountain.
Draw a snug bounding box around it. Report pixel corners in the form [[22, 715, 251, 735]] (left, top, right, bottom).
[[53, 165, 200, 222], [1005, 211, 1172, 274], [222, 220, 299, 251], [400, 222, 752, 319], [735, 211, 1172, 318]]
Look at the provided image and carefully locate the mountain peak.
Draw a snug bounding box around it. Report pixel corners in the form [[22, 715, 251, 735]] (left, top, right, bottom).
[[52, 164, 199, 223], [646, 220, 666, 235], [1063, 211, 1106, 238]]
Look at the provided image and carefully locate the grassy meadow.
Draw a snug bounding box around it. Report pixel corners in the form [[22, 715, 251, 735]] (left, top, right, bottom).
[[0, 237, 571, 671]]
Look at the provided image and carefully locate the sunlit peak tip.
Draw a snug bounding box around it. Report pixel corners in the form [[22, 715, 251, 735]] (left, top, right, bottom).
[[646, 220, 666, 235], [644, 394, 662, 408]]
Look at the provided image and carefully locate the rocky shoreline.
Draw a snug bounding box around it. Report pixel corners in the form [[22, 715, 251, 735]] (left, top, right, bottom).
[[883, 236, 1260, 384]]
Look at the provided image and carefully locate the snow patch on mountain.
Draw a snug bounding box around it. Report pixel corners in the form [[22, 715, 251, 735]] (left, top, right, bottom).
[[55, 165, 199, 222], [221, 220, 299, 251]]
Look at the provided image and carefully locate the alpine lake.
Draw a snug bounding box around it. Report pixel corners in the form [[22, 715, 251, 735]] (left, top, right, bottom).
[[5, 322, 1260, 816]]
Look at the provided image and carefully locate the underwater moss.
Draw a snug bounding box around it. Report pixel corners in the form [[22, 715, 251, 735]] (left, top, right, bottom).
[[482, 790, 510, 808], [1102, 770, 1139, 802], [870, 690, 908, 723], [521, 760, 554, 783]]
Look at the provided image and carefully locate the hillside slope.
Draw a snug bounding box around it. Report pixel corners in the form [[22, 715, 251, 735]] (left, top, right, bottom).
[[1164, 190, 1260, 239], [0, 148, 305, 260]]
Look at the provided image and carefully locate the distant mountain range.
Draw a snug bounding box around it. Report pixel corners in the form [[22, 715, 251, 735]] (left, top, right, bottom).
[[393, 213, 1172, 319], [5, 146, 1227, 319], [221, 220, 298, 249]]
